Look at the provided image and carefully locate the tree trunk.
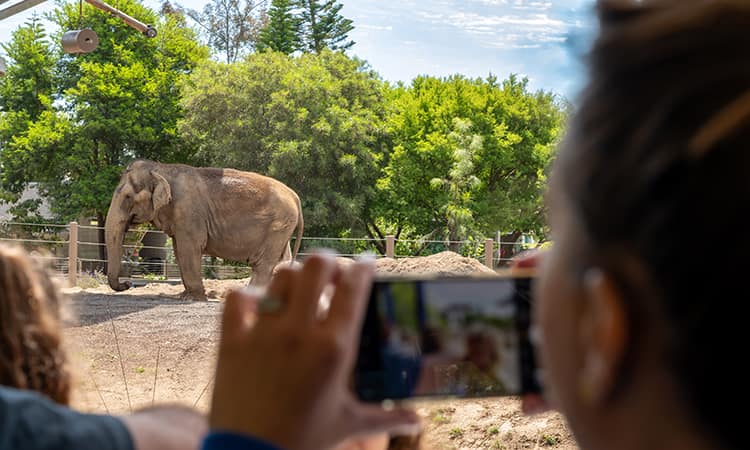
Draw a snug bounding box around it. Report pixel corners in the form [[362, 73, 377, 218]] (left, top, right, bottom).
[[499, 231, 524, 265]]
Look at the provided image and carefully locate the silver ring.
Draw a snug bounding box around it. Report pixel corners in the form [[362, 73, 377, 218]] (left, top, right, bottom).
[[257, 294, 284, 314]]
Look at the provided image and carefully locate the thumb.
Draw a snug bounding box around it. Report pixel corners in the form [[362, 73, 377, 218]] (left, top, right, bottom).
[[346, 402, 421, 439]]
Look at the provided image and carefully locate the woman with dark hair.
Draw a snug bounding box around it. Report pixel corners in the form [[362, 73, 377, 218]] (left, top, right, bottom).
[[532, 1, 750, 449]]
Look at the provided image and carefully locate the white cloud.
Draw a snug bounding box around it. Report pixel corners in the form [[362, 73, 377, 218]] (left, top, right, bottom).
[[359, 24, 394, 31], [471, 0, 553, 10], [414, 7, 570, 50]]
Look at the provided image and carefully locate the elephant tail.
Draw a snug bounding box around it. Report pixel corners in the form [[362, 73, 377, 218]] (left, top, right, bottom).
[[292, 195, 304, 261]]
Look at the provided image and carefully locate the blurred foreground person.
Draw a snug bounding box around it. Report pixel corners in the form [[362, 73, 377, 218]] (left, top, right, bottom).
[[0, 244, 207, 450], [532, 1, 750, 449]]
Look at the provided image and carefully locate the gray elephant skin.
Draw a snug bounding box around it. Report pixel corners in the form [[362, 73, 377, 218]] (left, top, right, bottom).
[[105, 160, 304, 300]]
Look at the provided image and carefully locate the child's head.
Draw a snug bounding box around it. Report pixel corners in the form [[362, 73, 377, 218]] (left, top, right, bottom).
[[0, 244, 71, 404]]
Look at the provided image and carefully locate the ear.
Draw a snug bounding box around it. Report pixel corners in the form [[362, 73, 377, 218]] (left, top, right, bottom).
[[577, 268, 629, 406], [151, 171, 172, 211]]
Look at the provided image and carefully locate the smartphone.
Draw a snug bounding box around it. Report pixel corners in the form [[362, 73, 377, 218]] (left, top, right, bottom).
[[354, 274, 541, 402]]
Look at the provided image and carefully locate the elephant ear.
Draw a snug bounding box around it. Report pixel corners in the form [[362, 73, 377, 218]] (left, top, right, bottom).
[[151, 171, 172, 211]]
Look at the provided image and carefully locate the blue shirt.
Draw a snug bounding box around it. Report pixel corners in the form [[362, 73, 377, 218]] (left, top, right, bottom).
[[0, 386, 132, 450], [202, 432, 283, 450]]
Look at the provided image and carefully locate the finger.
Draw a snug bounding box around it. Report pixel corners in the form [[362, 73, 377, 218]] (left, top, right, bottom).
[[287, 252, 340, 324], [221, 290, 257, 345], [345, 403, 421, 440], [325, 258, 375, 342], [265, 266, 294, 315]]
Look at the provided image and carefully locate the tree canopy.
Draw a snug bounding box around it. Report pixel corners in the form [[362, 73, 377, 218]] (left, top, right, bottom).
[[185, 0, 266, 63], [256, 0, 300, 55], [370, 74, 565, 248], [0, 1, 208, 225], [1, 0, 567, 258], [179, 50, 386, 237], [295, 0, 354, 53]]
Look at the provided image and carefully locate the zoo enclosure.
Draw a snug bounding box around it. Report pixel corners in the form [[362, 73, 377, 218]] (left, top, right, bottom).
[[0, 221, 539, 287]]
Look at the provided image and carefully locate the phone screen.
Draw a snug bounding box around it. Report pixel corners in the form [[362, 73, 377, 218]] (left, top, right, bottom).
[[354, 276, 540, 402]]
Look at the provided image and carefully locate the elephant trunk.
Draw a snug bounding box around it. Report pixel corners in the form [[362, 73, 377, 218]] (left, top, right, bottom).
[[105, 204, 131, 291]]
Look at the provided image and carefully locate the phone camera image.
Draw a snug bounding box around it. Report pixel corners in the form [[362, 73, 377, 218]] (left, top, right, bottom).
[[355, 276, 541, 402]]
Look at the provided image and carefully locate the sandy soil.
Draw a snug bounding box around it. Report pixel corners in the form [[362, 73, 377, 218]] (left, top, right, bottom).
[[61, 252, 576, 449]]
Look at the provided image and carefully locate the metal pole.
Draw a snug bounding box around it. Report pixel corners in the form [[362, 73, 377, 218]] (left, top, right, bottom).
[[0, 0, 47, 21], [84, 0, 156, 37]]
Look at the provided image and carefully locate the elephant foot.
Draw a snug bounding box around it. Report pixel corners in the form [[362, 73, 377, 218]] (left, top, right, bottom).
[[179, 290, 208, 301], [110, 280, 132, 292]]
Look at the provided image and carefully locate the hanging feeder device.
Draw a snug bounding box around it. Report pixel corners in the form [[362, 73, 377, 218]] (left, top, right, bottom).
[[61, 28, 99, 53], [62, 0, 157, 54]]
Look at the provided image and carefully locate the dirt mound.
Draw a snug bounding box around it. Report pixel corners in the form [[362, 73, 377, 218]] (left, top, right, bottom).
[[376, 251, 496, 276]]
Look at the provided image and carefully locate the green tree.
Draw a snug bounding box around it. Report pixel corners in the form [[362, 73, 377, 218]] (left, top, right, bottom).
[[1, 0, 208, 263], [257, 0, 300, 54], [295, 0, 354, 53], [0, 16, 56, 208], [471, 75, 565, 257], [430, 118, 482, 251], [186, 0, 267, 63], [371, 74, 565, 257], [0, 16, 54, 120], [179, 50, 387, 237]]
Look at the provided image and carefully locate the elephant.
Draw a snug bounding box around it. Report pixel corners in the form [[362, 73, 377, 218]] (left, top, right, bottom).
[[105, 160, 304, 300]]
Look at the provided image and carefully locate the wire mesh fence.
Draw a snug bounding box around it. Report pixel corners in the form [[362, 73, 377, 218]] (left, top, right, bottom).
[[0, 220, 541, 286]]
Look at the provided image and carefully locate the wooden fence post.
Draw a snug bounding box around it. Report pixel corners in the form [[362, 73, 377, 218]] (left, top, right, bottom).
[[484, 238, 494, 269], [68, 221, 78, 287], [386, 235, 396, 258]]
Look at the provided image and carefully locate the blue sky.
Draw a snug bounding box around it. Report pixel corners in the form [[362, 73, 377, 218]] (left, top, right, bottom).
[[1, 0, 596, 98]]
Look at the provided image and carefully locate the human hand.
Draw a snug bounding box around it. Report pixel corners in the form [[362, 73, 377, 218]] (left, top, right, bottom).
[[512, 250, 552, 415], [332, 433, 389, 450], [209, 253, 420, 450], [122, 405, 207, 450]]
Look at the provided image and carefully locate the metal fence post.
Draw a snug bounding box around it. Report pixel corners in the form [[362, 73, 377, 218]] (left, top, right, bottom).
[[386, 235, 395, 258], [484, 238, 494, 269], [68, 221, 78, 287]]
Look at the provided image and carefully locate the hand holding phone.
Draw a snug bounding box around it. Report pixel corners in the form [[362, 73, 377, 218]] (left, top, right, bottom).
[[354, 274, 541, 402]]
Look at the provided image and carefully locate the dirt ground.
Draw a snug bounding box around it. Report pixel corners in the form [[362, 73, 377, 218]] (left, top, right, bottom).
[[61, 252, 577, 449]]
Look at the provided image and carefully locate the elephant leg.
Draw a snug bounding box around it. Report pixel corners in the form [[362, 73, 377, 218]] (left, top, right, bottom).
[[173, 236, 207, 301], [251, 260, 275, 286]]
